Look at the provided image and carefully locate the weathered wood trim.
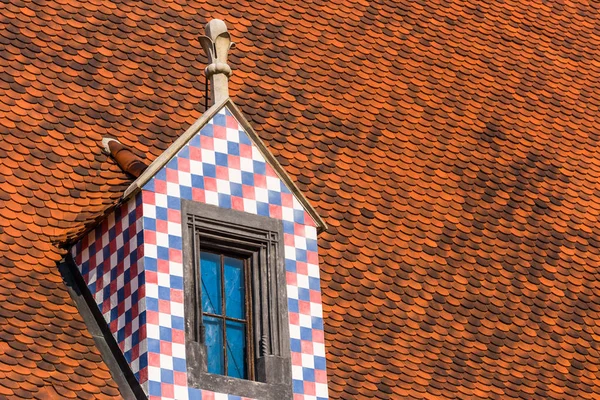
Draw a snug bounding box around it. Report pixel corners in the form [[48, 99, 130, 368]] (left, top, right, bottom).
[[181, 200, 292, 400]]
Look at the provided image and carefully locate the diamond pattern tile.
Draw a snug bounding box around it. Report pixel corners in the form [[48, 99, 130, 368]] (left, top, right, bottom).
[[71, 196, 147, 385], [71, 107, 327, 399], [140, 107, 327, 400]]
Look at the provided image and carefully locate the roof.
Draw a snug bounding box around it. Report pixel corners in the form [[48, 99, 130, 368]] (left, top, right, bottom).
[[2, 0, 600, 399]]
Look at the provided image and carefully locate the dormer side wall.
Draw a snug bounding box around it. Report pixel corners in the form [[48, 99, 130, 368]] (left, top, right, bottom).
[[70, 194, 148, 389]]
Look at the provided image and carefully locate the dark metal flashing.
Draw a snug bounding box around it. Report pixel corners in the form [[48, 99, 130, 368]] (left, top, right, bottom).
[[59, 256, 147, 400]]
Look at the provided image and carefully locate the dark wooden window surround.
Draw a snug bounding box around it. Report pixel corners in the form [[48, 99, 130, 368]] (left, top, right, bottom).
[[182, 200, 292, 400]]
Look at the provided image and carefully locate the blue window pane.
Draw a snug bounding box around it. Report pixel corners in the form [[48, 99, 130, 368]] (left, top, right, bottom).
[[224, 257, 245, 319], [201, 252, 221, 314], [204, 316, 224, 375], [226, 321, 247, 379]]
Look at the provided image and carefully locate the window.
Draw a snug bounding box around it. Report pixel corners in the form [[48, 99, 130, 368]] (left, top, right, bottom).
[[182, 200, 292, 400], [201, 252, 252, 379]]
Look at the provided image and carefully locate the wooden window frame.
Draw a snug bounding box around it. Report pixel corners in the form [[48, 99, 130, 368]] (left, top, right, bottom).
[[182, 200, 292, 400], [200, 252, 254, 380]]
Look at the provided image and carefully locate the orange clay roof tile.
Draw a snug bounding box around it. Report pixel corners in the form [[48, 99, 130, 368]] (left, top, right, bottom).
[[4, 0, 600, 399]]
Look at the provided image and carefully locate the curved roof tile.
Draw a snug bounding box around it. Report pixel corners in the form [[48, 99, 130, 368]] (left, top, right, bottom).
[[3, 0, 600, 399]]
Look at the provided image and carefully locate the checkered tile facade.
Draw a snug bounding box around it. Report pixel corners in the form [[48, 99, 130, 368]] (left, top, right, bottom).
[[73, 106, 328, 400], [71, 194, 148, 388]]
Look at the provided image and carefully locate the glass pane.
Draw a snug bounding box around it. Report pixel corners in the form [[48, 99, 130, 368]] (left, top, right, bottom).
[[226, 320, 247, 379], [204, 316, 224, 375], [201, 252, 221, 314], [224, 256, 245, 319]]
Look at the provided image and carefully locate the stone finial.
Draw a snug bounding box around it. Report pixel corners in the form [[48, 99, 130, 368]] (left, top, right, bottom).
[[199, 19, 235, 105]]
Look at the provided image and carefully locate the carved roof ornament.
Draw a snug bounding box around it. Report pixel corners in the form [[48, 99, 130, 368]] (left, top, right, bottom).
[[200, 19, 235, 105]]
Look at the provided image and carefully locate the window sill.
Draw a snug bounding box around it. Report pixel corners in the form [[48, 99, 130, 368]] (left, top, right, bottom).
[[187, 341, 292, 400]]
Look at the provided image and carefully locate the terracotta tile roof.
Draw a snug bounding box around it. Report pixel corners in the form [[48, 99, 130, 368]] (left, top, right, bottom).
[[3, 0, 600, 398]]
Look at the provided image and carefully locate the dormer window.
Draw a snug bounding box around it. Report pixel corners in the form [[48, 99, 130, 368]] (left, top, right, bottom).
[[182, 200, 293, 399], [69, 19, 329, 398]]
